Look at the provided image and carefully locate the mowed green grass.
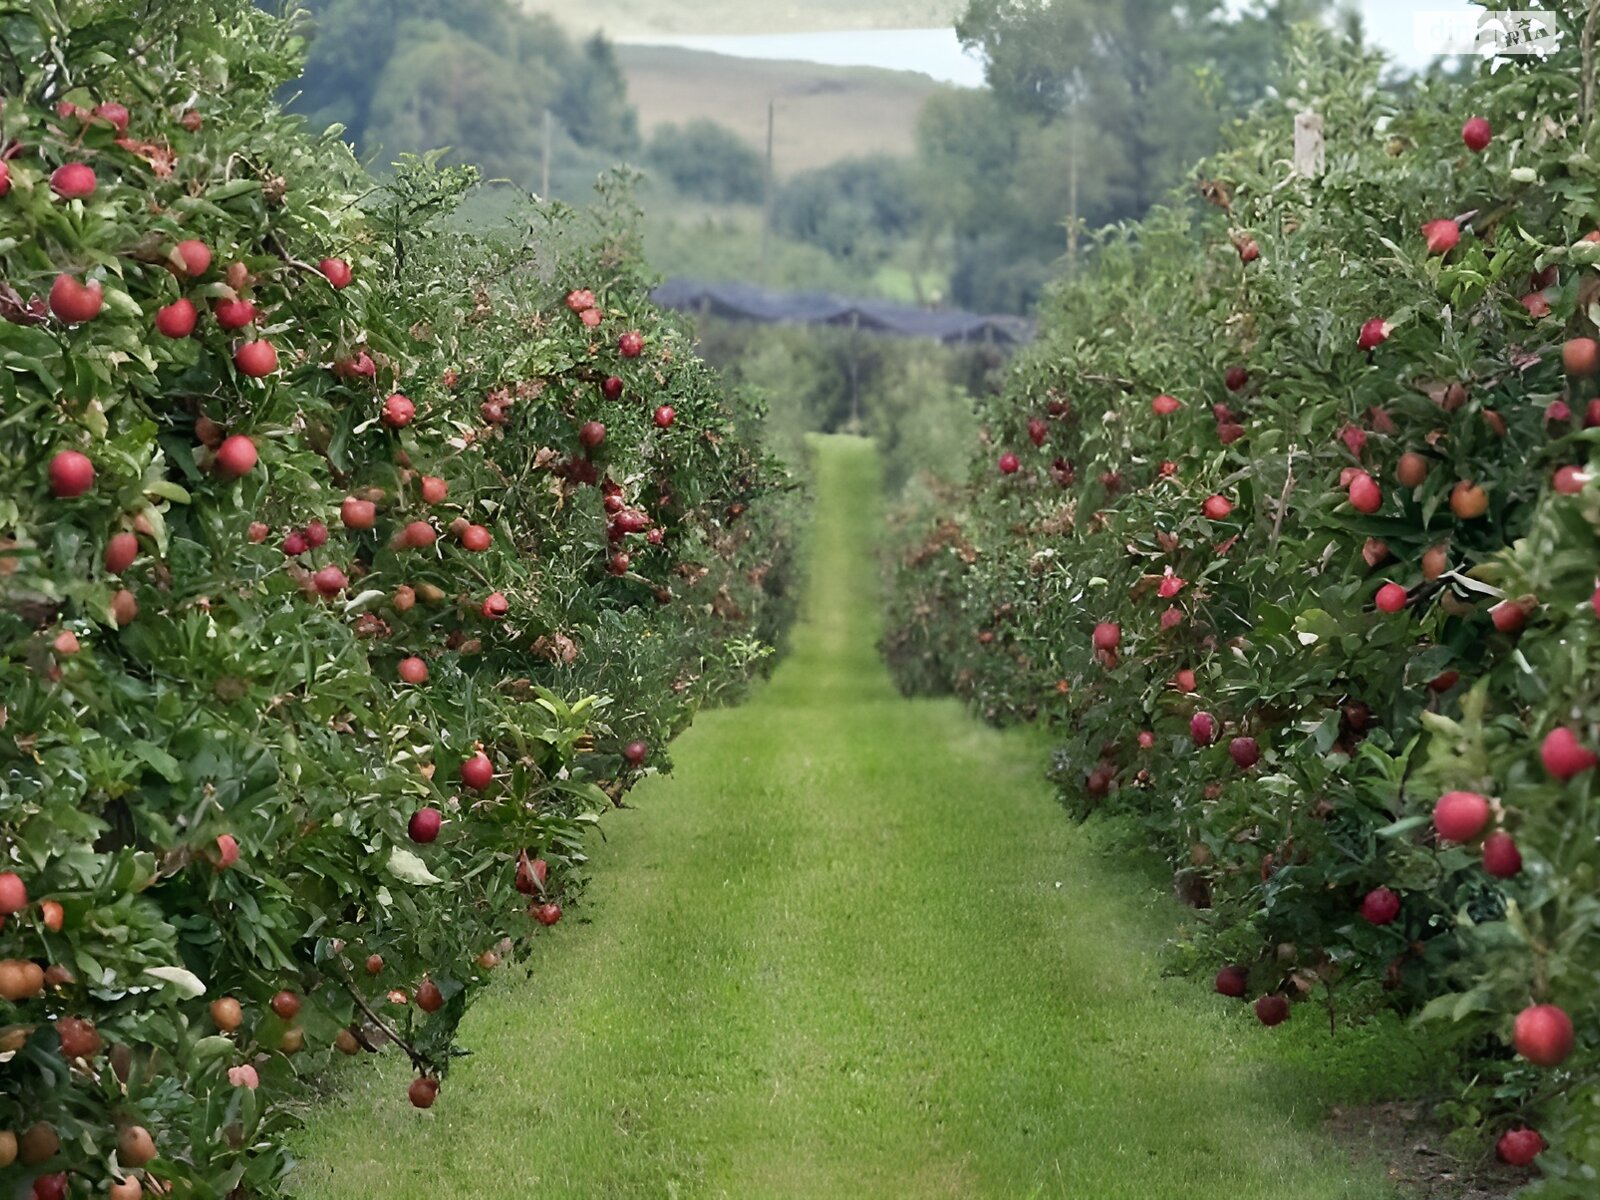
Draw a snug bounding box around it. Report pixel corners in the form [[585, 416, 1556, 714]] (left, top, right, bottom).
[[289, 436, 1399, 1199]]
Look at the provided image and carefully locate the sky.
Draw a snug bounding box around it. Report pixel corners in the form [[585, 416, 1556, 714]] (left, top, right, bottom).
[[617, 1, 1496, 86]]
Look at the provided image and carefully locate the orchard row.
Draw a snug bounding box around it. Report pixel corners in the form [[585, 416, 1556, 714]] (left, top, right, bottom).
[[0, 2, 797, 1197], [887, 17, 1599, 1195]]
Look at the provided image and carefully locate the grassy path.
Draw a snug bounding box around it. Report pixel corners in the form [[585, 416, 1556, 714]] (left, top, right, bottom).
[[291, 436, 1397, 1199]]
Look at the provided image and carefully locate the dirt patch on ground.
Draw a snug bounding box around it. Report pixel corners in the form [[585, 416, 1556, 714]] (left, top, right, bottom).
[[1326, 1102, 1531, 1199]]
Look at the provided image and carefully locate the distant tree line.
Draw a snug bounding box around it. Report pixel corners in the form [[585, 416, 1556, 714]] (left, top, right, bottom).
[[280, 0, 637, 195]]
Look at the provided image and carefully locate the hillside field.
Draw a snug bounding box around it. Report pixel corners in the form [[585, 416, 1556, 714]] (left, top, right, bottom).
[[616, 45, 946, 176]]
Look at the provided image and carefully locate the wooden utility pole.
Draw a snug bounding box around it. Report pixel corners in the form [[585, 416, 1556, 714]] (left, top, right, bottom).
[[541, 109, 553, 198], [761, 99, 775, 281], [1066, 106, 1079, 280]]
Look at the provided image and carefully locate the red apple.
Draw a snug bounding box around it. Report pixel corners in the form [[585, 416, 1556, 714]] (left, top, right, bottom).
[[618, 331, 644, 358], [1357, 317, 1391, 350], [319, 257, 352, 289], [213, 297, 256, 329], [0, 872, 28, 915], [104, 532, 138, 574], [1254, 994, 1289, 1026], [408, 1077, 439, 1109], [1228, 736, 1259, 769], [1375, 583, 1407, 613], [93, 102, 130, 133], [1491, 599, 1530, 634], [1224, 366, 1248, 392], [340, 497, 376, 530], [1027, 418, 1048, 447], [566, 289, 596, 312], [1462, 116, 1491, 152], [175, 238, 211, 276], [1540, 726, 1596, 780], [602, 375, 624, 401], [1433, 791, 1491, 842], [420, 476, 448, 504], [50, 162, 96, 199], [155, 297, 197, 338], [214, 434, 257, 478], [402, 521, 436, 549], [48, 450, 95, 497], [997, 452, 1020, 475], [1563, 337, 1599, 378], [398, 656, 428, 685], [1151, 393, 1180, 416], [481, 592, 508, 619], [1190, 712, 1218, 747], [579, 421, 606, 449], [49, 273, 103, 322], [1360, 886, 1401, 925], [234, 340, 278, 377], [269, 989, 300, 1020], [1215, 966, 1248, 998], [1091, 623, 1120, 652], [461, 752, 493, 791], [312, 565, 347, 596], [534, 903, 562, 926], [1202, 495, 1232, 520], [654, 406, 676, 429], [214, 834, 239, 870], [623, 740, 649, 766], [1482, 831, 1522, 878], [1513, 1004, 1573, 1067], [407, 808, 441, 844], [1348, 471, 1382, 514], [415, 979, 443, 1013], [1421, 219, 1460, 255], [1496, 1127, 1545, 1167], [383, 393, 415, 428]]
